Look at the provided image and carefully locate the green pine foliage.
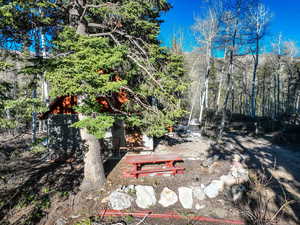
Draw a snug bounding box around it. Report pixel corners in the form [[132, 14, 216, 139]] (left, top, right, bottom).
[[44, 0, 188, 138], [0, 0, 188, 137]]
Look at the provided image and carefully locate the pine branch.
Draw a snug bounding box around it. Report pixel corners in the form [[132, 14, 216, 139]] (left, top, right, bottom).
[[89, 31, 163, 90], [121, 86, 159, 114]]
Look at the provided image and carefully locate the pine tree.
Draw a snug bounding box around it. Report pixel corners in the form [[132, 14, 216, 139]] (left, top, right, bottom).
[[0, 0, 187, 190], [45, 0, 187, 190]]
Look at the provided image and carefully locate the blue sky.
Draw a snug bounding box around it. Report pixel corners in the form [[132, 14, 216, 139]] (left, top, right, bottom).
[[159, 0, 300, 52]]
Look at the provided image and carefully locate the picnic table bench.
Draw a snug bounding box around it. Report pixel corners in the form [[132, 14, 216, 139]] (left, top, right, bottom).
[[123, 153, 185, 178]]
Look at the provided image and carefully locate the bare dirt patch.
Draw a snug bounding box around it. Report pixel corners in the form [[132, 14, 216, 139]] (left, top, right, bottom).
[[2, 133, 300, 225], [0, 133, 83, 225]]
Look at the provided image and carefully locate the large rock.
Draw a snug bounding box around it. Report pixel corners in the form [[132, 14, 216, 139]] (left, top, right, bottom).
[[135, 185, 156, 209], [204, 180, 224, 198], [220, 174, 236, 186], [109, 191, 134, 210], [158, 187, 178, 207], [178, 187, 193, 209], [192, 186, 206, 201]]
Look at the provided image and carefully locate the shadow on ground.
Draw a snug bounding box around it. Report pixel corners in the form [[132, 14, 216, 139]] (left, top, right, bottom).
[[0, 132, 123, 225], [207, 133, 300, 225]]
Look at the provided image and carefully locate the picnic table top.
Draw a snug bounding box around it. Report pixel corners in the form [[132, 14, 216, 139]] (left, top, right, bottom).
[[125, 153, 183, 164]]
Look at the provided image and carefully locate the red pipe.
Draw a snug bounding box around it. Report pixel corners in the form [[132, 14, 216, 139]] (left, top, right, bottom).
[[98, 209, 245, 225]]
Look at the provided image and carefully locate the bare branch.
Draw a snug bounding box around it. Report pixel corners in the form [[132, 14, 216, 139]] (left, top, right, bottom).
[[88, 23, 107, 29], [89, 33, 111, 37], [104, 97, 130, 116], [80, 7, 87, 22], [127, 54, 163, 89], [122, 86, 159, 114], [89, 31, 163, 90]]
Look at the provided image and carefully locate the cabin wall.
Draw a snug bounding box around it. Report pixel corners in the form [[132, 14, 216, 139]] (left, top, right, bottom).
[[48, 114, 82, 157]]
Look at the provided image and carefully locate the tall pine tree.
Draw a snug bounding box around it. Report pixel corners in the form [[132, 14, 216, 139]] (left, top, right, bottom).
[[1, 0, 188, 190]]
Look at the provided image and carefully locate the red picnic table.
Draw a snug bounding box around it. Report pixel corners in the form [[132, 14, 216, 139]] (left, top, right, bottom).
[[123, 153, 185, 178]]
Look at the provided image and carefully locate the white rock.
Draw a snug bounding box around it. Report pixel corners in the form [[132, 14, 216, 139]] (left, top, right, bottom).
[[204, 180, 224, 198], [158, 187, 178, 207], [135, 185, 156, 209], [178, 187, 193, 209], [195, 204, 206, 210], [192, 186, 206, 201], [220, 174, 236, 186], [109, 191, 134, 210]]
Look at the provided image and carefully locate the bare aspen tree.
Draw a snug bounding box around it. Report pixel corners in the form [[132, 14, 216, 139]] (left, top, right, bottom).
[[193, 8, 219, 124], [283, 41, 298, 113], [247, 3, 271, 118], [271, 34, 284, 117], [187, 53, 203, 126], [216, 48, 227, 112], [215, 0, 258, 139]]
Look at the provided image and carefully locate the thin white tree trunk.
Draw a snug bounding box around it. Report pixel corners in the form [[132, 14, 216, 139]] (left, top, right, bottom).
[[199, 90, 205, 124], [41, 29, 49, 104], [296, 93, 300, 112], [199, 40, 212, 123], [251, 38, 259, 118], [216, 73, 223, 111], [187, 54, 202, 126], [216, 49, 227, 112], [188, 81, 200, 126]]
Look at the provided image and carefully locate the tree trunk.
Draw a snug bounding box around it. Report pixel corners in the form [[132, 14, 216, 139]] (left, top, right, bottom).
[[276, 58, 283, 116], [199, 90, 205, 124], [77, 96, 106, 191], [32, 29, 40, 143], [71, 1, 106, 190], [251, 38, 259, 118], [262, 70, 266, 117], [218, 24, 237, 141], [216, 73, 223, 112], [78, 114, 106, 191], [199, 40, 212, 124]]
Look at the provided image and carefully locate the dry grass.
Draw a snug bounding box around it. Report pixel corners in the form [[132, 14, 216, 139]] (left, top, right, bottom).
[[238, 171, 294, 225]]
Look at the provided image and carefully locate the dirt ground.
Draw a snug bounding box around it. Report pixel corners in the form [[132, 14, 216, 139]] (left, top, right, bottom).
[[1, 132, 300, 225], [218, 134, 300, 225], [0, 133, 84, 225]]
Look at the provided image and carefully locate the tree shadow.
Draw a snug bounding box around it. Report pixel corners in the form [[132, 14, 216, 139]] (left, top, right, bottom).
[[47, 114, 124, 173], [0, 157, 84, 224], [0, 115, 126, 224], [154, 135, 192, 150], [206, 133, 300, 224]]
